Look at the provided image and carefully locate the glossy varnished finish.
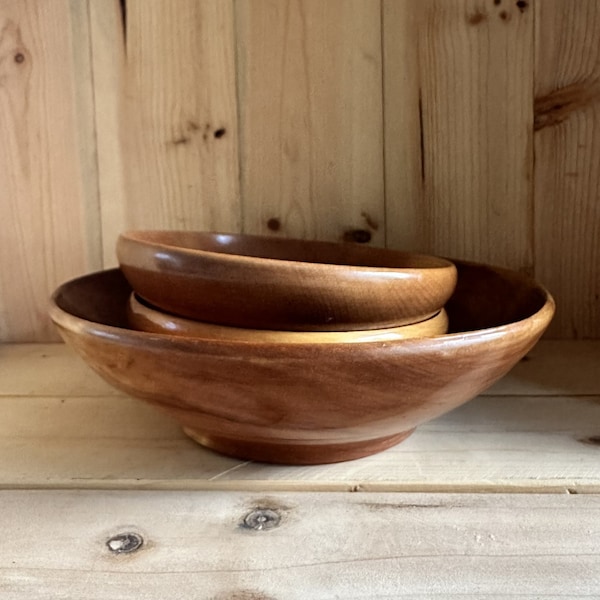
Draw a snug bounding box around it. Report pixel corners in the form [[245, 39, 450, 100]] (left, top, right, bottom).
[[117, 231, 457, 331], [127, 293, 449, 342], [49, 261, 554, 464]]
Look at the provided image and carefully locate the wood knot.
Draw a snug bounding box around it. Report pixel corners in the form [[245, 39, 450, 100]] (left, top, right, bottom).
[[343, 229, 372, 244], [106, 532, 144, 554], [579, 436, 600, 447], [242, 509, 281, 531], [534, 82, 600, 131]]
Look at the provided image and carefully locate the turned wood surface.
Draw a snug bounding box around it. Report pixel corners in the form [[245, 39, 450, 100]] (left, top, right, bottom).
[[1, 0, 600, 340], [48, 262, 553, 465]]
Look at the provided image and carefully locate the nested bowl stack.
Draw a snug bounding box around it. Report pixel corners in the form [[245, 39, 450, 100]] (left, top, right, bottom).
[[49, 231, 554, 464], [117, 230, 458, 331]]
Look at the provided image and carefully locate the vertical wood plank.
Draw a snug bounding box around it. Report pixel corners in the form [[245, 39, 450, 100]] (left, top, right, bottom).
[[385, 0, 534, 271], [117, 0, 240, 242], [534, 0, 600, 338], [88, 0, 126, 267], [382, 0, 423, 251], [236, 0, 385, 245], [0, 0, 101, 341]]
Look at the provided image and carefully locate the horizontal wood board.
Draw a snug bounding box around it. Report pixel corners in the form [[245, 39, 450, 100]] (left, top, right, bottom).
[[0, 490, 599, 598]]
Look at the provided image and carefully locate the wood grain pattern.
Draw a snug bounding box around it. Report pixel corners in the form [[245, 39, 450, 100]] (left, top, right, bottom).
[[0, 0, 101, 341], [236, 0, 385, 244], [120, 0, 240, 235], [2, 1, 600, 341], [382, 0, 423, 251], [4, 339, 599, 400], [0, 490, 599, 598], [534, 0, 600, 338], [385, 0, 534, 271], [48, 263, 553, 465], [1, 342, 598, 491], [88, 0, 126, 267]]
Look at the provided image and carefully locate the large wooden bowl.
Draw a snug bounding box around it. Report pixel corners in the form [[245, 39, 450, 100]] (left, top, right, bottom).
[[127, 293, 449, 342], [117, 231, 457, 331], [49, 261, 554, 465]]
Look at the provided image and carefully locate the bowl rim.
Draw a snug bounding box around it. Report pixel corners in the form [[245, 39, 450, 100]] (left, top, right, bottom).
[[118, 230, 457, 273], [127, 291, 450, 342], [49, 260, 556, 351]]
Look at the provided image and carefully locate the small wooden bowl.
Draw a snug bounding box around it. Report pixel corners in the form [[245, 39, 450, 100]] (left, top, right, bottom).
[[117, 231, 457, 331], [127, 293, 449, 342], [49, 260, 554, 465]]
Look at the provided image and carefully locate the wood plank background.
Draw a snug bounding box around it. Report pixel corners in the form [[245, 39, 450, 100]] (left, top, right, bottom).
[[1, 490, 599, 598], [1, 0, 598, 340]]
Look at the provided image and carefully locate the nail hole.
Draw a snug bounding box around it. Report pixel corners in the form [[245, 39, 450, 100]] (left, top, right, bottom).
[[106, 532, 143, 554], [14, 53, 24, 63], [214, 128, 226, 139]]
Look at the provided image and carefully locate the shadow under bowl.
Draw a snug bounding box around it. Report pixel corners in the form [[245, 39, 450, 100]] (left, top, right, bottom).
[[117, 230, 457, 331], [49, 260, 554, 465]]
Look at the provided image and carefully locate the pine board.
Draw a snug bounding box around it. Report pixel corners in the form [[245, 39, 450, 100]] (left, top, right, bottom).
[[0, 0, 101, 341], [88, 0, 127, 267], [534, 0, 600, 338], [236, 0, 385, 244], [385, 0, 533, 271], [0, 490, 598, 598], [118, 0, 240, 236]]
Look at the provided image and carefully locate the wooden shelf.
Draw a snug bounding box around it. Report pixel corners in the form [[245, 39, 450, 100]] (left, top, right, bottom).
[[1, 341, 599, 597]]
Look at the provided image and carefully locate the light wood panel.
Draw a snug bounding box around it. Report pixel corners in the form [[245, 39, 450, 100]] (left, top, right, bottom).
[[1, 490, 599, 598], [1, 342, 599, 492], [385, 0, 534, 271], [236, 0, 385, 244], [0, 0, 101, 341], [534, 0, 600, 338], [2, 393, 599, 492], [116, 0, 240, 248], [382, 0, 423, 250], [88, 0, 127, 267]]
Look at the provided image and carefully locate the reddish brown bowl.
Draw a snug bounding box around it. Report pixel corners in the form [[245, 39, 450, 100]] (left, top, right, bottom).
[[127, 293, 449, 342], [117, 231, 457, 331], [49, 260, 554, 465]]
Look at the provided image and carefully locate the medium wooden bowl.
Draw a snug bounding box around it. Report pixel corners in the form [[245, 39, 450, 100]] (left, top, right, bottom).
[[49, 260, 554, 465], [127, 293, 449, 342], [117, 231, 457, 331]]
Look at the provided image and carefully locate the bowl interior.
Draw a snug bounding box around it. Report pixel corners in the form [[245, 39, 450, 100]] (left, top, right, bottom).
[[53, 261, 550, 336], [123, 230, 452, 270]]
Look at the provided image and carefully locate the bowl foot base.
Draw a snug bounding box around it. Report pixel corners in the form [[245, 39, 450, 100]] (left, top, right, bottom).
[[182, 428, 415, 465]]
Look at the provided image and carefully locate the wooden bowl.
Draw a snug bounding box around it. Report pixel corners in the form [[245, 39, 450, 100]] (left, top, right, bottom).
[[49, 260, 554, 465], [127, 293, 449, 342], [117, 231, 457, 331]]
